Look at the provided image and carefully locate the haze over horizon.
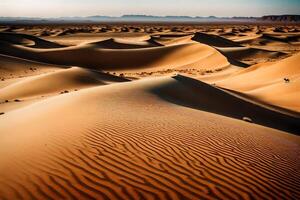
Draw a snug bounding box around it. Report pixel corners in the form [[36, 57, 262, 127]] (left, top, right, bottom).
[[1, 0, 300, 18]]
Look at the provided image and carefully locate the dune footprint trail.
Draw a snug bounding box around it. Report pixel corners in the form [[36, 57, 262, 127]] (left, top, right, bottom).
[[0, 77, 299, 200]]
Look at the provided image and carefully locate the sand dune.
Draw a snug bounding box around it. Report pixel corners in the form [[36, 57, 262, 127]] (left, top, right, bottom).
[[217, 46, 286, 64], [0, 76, 299, 199], [0, 25, 300, 200], [235, 34, 286, 45], [218, 53, 300, 90], [246, 75, 300, 112], [156, 75, 300, 133], [192, 32, 242, 47], [191, 32, 287, 65], [262, 33, 300, 43], [151, 35, 194, 46], [0, 67, 128, 101], [87, 37, 162, 49], [217, 53, 300, 112], [233, 32, 300, 53], [0, 40, 231, 71], [0, 32, 65, 48], [45, 32, 150, 46], [0, 53, 64, 80]]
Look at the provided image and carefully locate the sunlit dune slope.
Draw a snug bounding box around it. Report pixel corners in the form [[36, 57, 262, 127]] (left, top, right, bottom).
[[0, 54, 64, 79], [0, 67, 129, 101], [217, 53, 300, 112], [247, 76, 300, 112], [0, 76, 299, 199], [88, 38, 162, 49]]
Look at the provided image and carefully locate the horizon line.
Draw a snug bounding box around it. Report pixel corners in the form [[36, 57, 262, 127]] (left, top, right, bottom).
[[1, 14, 300, 19]]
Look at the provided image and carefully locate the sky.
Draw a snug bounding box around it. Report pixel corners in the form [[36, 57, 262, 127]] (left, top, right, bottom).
[[1, 0, 300, 18]]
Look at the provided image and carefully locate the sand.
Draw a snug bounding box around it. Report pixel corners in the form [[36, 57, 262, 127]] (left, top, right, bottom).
[[217, 52, 300, 112], [0, 24, 299, 199]]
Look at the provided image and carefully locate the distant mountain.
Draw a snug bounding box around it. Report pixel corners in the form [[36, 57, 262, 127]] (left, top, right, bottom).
[[0, 15, 299, 24], [262, 15, 300, 22], [88, 15, 212, 21]]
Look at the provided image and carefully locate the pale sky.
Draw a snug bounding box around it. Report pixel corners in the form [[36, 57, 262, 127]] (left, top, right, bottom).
[[1, 0, 300, 17]]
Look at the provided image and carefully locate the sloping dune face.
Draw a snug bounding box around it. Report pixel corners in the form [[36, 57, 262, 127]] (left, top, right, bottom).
[[0, 67, 128, 100], [0, 77, 299, 200], [218, 53, 300, 112], [0, 54, 63, 79], [192, 32, 243, 47], [191, 32, 287, 65], [246, 77, 300, 112], [0, 32, 65, 48]]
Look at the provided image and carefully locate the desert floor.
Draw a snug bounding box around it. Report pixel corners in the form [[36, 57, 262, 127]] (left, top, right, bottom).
[[0, 24, 300, 199]]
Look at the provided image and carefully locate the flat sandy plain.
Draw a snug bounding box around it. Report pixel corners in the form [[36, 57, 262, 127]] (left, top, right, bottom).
[[0, 24, 300, 199]]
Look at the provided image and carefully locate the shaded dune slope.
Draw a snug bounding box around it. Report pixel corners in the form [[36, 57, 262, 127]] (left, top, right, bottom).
[[192, 32, 242, 47], [262, 33, 300, 43], [152, 75, 300, 134], [0, 76, 299, 199], [235, 33, 300, 46], [0, 32, 65, 48], [191, 32, 286, 66], [217, 47, 286, 62], [191, 33, 250, 67]]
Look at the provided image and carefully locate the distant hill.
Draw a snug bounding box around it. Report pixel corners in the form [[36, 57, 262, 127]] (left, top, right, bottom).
[[0, 15, 299, 24], [84, 15, 260, 22], [262, 15, 300, 22]]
